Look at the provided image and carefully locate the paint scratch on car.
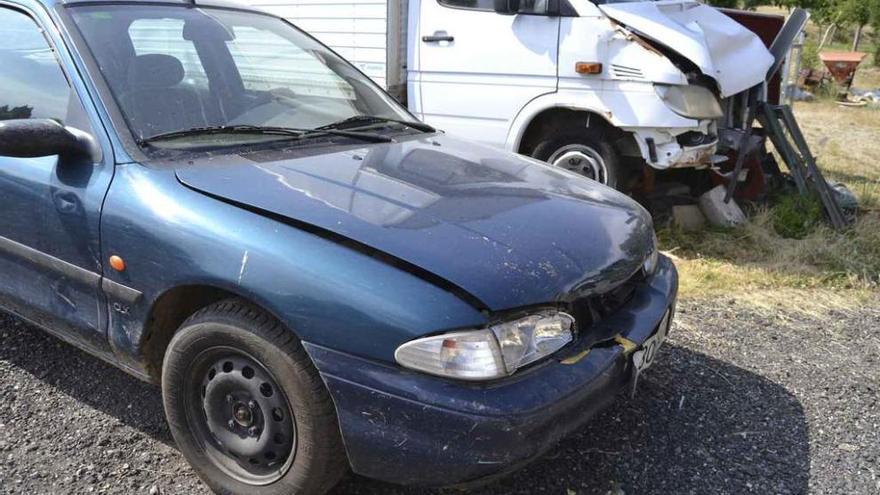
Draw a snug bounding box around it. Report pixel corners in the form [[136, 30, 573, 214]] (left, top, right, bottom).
[[237, 250, 249, 285]]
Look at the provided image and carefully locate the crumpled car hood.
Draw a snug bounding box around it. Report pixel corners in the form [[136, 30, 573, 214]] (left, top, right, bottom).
[[599, 0, 774, 97], [174, 135, 655, 311]]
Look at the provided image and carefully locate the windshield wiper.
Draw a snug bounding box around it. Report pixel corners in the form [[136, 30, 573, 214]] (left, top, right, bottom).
[[317, 115, 436, 133], [140, 124, 393, 145]]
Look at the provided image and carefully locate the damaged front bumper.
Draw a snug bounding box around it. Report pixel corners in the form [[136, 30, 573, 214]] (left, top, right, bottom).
[[637, 129, 719, 169], [303, 257, 678, 486]]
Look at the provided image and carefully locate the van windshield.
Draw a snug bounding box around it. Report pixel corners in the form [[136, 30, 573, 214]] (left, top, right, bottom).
[[68, 5, 413, 147]]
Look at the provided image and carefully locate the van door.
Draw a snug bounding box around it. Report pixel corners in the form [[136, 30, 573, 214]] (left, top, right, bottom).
[[413, 0, 559, 147]]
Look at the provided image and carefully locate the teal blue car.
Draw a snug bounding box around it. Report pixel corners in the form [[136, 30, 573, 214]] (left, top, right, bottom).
[[0, 0, 677, 492]]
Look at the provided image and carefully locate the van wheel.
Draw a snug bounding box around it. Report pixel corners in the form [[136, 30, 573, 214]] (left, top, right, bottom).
[[530, 128, 622, 189], [162, 299, 347, 495]]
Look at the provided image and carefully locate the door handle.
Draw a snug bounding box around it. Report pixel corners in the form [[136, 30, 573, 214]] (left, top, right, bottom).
[[422, 32, 454, 43], [52, 190, 80, 214]]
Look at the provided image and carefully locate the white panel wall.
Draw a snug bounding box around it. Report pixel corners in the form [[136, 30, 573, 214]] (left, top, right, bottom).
[[248, 0, 391, 89]]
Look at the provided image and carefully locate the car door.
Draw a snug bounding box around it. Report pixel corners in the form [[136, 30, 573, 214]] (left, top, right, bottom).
[[0, 4, 113, 353], [413, 0, 560, 147]]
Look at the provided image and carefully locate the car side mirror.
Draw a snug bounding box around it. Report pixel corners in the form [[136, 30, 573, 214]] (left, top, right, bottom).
[[493, 0, 520, 15], [0, 119, 96, 160]]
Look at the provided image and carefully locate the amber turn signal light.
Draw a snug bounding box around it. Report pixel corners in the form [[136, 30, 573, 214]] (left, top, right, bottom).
[[109, 255, 126, 272], [575, 62, 603, 75]]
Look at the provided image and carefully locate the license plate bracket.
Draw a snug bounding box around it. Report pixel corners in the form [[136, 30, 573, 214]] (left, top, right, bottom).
[[629, 309, 672, 397]]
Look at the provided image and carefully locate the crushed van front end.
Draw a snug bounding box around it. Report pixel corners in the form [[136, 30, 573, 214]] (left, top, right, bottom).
[[577, 0, 776, 171]]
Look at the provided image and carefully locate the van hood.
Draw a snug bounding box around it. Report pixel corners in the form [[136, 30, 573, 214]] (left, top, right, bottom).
[[599, 0, 774, 97], [174, 135, 655, 311]]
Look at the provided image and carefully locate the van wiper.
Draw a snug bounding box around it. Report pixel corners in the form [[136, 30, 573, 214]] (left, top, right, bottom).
[[140, 124, 393, 145], [317, 115, 436, 133]]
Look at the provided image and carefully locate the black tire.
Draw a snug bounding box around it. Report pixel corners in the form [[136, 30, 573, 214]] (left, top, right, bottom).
[[162, 298, 347, 495], [530, 127, 623, 190]]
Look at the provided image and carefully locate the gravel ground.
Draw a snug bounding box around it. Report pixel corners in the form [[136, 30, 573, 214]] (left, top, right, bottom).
[[0, 298, 877, 495]]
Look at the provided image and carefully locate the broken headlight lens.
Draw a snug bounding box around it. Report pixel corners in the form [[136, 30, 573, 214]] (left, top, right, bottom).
[[394, 312, 575, 381], [654, 84, 723, 119]]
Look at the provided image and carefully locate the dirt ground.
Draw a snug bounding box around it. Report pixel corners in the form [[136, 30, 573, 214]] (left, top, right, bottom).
[[1, 297, 877, 495]]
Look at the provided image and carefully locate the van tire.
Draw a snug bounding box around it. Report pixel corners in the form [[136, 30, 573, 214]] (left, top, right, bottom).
[[530, 128, 623, 190], [162, 298, 347, 495]]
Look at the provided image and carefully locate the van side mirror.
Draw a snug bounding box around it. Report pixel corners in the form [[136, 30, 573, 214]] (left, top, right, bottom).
[[0, 119, 95, 160], [493, 0, 520, 15]]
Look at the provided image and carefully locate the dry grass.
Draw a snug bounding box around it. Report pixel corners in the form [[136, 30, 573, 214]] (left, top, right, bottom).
[[659, 93, 880, 312], [661, 211, 880, 310], [794, 100, 880, 210], [853, 64, 880, 88], [652, 7, 880, 312]]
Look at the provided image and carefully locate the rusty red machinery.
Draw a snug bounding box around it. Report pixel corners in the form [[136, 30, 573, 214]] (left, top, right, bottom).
[[819, 51, 867, 100]]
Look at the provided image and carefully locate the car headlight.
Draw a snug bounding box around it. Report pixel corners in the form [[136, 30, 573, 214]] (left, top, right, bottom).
[[654, 84, 723, 119], [643, 232, 659, 276], [394, 312, 575, 381]]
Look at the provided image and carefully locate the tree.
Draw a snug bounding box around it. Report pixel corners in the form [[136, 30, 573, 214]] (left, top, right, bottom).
[[840, 0, 872, 50], [780, 0, 877, 51], [870, 0, 880, 64]]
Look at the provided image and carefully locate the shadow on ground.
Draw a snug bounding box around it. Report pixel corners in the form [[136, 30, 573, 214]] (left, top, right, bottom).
[[331, 342, 810, 495], [0, 318, 809, 494]]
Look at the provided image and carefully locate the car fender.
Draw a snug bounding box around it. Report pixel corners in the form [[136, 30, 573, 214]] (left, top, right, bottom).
[[99, 163, 487, 379]]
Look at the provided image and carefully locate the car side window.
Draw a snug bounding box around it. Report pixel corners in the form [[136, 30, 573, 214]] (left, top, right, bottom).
[[0, 7, 72, 122]]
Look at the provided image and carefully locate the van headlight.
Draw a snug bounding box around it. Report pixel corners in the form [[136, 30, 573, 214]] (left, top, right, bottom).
[[394, 312, 575, 381], [654, 84, 723, 119]]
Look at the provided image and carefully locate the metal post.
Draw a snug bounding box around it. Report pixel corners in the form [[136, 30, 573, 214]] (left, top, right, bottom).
[[782, 31, 805, 104]]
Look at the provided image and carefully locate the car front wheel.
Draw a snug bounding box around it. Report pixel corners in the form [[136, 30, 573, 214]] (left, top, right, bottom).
[[162, 299, 347, 495]]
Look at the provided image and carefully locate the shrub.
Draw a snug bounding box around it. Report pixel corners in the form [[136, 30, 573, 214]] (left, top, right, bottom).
[[771, 193, 824, 239], [802, 40, 820, 71]]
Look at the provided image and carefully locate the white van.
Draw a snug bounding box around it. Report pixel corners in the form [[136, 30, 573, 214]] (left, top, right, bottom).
[[245, 0, 779, 188]]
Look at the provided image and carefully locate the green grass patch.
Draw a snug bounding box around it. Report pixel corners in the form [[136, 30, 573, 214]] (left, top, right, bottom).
[[770, 193, 823, 239]]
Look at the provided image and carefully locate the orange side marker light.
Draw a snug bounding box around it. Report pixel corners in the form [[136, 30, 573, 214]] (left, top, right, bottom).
[[575, 62, 603, 75], [109, 255, 126, 272]]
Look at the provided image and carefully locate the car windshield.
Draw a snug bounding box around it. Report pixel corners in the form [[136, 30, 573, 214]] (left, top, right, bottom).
[[67, 5, 413, 148]]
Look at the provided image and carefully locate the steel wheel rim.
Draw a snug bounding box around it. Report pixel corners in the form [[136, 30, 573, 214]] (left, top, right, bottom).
[[186, 347, 296, 485], [548, 145, 608, 184]]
